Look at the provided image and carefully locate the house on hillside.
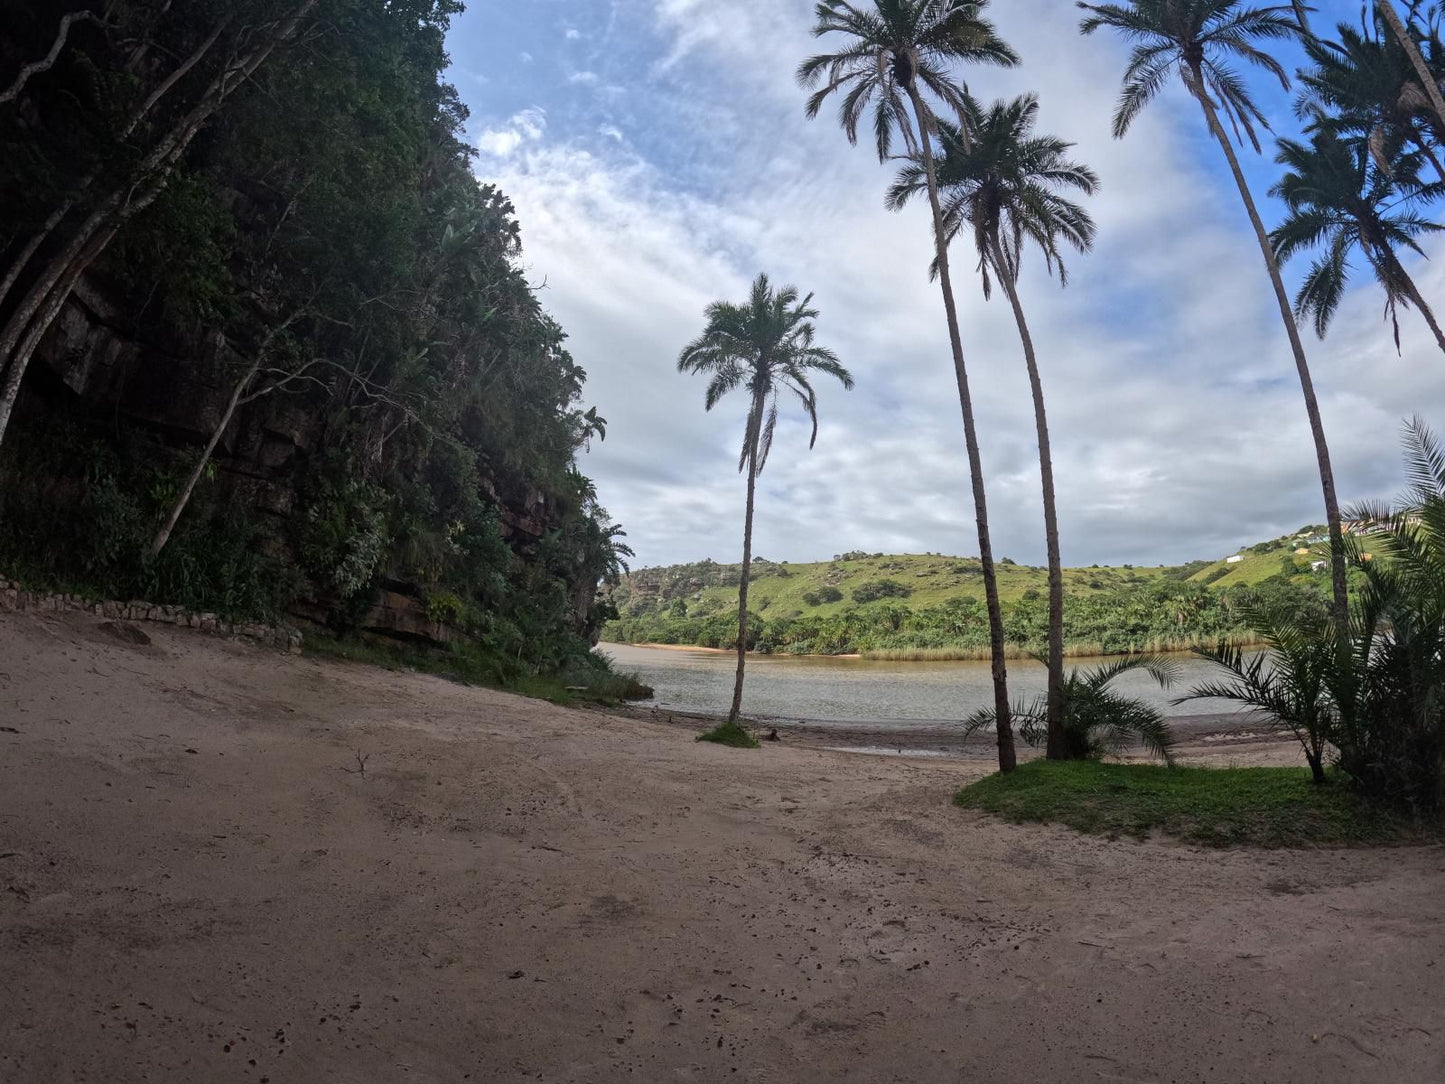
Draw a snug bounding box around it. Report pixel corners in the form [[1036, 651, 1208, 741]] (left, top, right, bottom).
[[1226, 555, 1244, 565]]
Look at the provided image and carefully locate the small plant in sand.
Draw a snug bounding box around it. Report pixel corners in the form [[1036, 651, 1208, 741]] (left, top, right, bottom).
[[697, 721, 761, 749]]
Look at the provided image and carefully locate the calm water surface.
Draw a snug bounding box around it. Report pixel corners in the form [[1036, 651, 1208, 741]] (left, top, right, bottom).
[[599, 642, 1243, 731]]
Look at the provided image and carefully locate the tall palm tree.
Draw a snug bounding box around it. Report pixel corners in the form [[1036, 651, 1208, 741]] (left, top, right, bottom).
[[1270, 129, 1445, 354], [1078, 0, 1351, 628], [678, 274, 853, 728], [1296, 13, 1445, 183], [887, 93, 1099, 760], [797, 0, 1023, 772]]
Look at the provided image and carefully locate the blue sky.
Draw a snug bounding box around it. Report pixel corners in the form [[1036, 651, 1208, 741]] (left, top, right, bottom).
[[445, 1, 1444, 569]]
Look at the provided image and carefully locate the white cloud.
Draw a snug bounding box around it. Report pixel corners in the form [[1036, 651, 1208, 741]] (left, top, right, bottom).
[[477, 107, 547, 158], [461, 0, 1445, 568], [565, 27, 582, 40], [568, 70, 600, 85]]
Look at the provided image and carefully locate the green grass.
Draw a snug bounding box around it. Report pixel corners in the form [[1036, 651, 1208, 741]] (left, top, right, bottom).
[[697, 720, 761, 749], [302, 632, 652, 707], [954, 760, 1441, 847]]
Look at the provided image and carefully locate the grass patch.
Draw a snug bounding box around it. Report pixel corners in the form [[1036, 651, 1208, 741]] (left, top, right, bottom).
[[697, 720, 760, 749], [954, 760, 1441, 847], [302, 632, 652, 707]]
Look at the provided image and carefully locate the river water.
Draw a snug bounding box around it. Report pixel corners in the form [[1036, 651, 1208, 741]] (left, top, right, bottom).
[[598, 642, 1244, 732]]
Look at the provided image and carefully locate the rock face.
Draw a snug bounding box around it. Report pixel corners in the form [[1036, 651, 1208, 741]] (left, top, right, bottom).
[[20, 275, 561, 643]]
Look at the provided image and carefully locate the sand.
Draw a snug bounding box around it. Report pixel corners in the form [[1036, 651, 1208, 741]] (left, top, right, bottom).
[[1, 609, 1442, 1082]]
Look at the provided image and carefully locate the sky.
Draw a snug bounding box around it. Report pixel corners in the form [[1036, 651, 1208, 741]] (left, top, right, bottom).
[[445, 0, 1444, 570]]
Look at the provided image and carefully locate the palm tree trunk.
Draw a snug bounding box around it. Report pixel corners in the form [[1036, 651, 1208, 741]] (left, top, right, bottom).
[[728, 399, 762, 726], [904, 80, 1015, 773], [989, 236, 1065, 760], [1378, 0, 1445, 131], [1188, 65, 1350, 628]]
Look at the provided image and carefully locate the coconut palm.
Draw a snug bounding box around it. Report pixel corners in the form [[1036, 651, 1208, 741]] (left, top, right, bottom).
[[678, 274, 853, 730], [1270, 129, 1445, 354], [1078, 0, 1350, 628], [797, 0, 1022, 771], [1296, 13, 1445, 183], [961, 654, 1181, 764], [887, 93, 1098, 760], [1375, 0, 1445, 134]]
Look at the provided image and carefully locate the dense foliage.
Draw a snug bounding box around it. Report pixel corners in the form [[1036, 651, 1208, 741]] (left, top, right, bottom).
[[0, 1, 627, 680]]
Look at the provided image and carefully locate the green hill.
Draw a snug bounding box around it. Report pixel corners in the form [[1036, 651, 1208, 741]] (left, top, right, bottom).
[[602, 529, 1346, 659]]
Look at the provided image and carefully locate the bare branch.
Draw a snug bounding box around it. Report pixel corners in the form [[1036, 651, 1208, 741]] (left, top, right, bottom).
[[0, 11, 103, 108]]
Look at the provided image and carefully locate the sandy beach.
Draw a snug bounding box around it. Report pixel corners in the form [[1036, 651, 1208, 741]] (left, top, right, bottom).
[[2, 608, 1442, 1082]]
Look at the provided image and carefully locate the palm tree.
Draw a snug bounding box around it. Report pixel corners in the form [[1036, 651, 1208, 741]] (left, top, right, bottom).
[[1270, 129, 1445, 354], [678, 274, 853, 730], [888, 94, 1098, 761], [1078, 0, 1351, 628], [797, 0, 1023, 772], [962, 654, 1181, 764], [1296, 14, 1445, 183], [1375, 1, 1445, 134]]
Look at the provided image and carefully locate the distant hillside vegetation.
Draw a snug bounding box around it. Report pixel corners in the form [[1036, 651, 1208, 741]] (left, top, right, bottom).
[[603, 528, 1363, 658]]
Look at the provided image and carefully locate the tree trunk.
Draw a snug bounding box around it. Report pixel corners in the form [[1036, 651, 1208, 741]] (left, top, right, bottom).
[[905, 80, 1015, 773], [0, 14, 229, 319], [1188, 64, 1350, 628], [990, 235, 1065, 760], [0, 1, 317, 451], [150, 357, 260, 558], [1379, 0, 1445, 132], [0, 226, 114, 442], [728, 398, 762, 726]]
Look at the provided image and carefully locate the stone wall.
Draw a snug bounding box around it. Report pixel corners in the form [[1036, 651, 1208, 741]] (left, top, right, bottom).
[[0, 577, 303, 653]]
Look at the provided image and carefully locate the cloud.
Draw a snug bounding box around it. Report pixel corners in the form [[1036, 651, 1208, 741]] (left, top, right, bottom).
[[565, 27, 582, 40], [477, 107, 547, 158], [458, 0, 1445, 569]]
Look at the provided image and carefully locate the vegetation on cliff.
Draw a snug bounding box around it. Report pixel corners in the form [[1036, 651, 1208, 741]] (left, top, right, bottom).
[[0, 0, 629, 684]]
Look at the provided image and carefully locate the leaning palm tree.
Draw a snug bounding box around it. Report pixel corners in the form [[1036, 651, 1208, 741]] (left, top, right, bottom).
[[888, 93, 1098, 761], [678, 274, 853, 732], [1270, 129, 1445, 354], [797, 0, 1023, 771], [1078, 0, 1350, 628]]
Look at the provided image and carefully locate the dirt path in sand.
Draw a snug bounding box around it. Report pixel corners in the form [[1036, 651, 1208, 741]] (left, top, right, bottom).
[[1, 610, 1442, 1083]]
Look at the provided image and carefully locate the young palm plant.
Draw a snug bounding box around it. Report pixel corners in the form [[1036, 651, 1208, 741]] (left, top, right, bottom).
[[1078, 0, 1351, 629], [797, 0, 1023, 771], [1270, 129, 1445, 355], [888, 93, 1098, 760], [678, 274, 853, 735], [961, 654, 1181, 764]]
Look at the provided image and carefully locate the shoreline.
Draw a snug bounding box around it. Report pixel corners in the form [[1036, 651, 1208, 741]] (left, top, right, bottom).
[[611, 640, 1261, 662], [606, 702, 1279, 761]]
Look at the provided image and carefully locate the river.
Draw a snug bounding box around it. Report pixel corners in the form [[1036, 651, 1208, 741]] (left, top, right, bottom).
[[598, 642, 1246, 733]]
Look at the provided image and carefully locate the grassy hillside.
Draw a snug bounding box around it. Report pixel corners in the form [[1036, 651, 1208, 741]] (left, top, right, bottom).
[[603, 530, 1346, 658]]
